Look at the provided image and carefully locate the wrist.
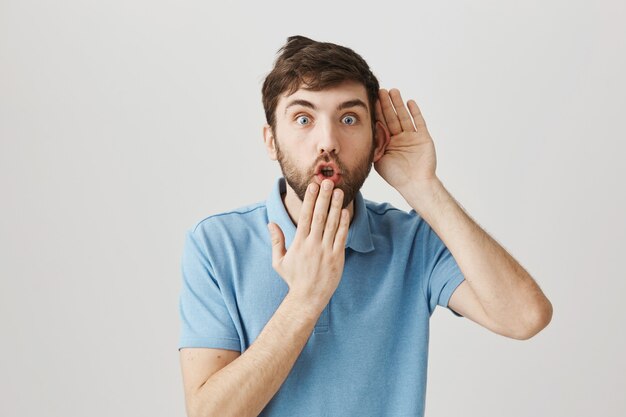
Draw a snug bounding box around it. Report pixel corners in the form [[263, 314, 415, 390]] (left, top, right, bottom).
[[282, 291, 327, 322], [398, 176, 444, 210]]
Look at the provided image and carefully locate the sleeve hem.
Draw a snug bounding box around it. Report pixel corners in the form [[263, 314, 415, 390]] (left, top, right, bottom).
[[438, 274, 465, 317], [178, 336, 241, 352]]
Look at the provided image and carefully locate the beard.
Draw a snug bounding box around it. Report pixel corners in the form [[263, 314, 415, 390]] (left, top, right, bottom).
[[275, 138, 375, 209]]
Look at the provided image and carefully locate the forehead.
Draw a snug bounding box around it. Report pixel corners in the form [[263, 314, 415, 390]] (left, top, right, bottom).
[[277, 80, 369, 112]]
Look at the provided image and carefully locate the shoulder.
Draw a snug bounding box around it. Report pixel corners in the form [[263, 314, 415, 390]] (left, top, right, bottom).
[[363, 198, 422, 226], [363, 198, 439, 241], [365, 198, 408, 216], [189, 201, 267, 237]]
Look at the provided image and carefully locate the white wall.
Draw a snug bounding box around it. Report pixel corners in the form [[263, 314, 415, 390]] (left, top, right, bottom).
[[1, 0, 624, 416]]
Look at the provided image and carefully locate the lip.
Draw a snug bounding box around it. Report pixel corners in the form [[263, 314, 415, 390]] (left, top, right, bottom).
[[315, 172, 342, 185], [314, 161, 342, 185], [315, 161, 341, 175]]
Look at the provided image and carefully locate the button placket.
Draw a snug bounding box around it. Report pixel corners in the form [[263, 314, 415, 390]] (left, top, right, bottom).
[[314, 300, 330, 333]]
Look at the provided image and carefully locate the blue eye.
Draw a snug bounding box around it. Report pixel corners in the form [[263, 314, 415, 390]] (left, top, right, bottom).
[[296, 115, 310, 125], [342, 115, 357, 125]]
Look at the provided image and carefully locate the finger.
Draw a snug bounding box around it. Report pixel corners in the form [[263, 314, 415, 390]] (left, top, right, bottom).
[[333, 209, 350, 252], [309, 179, 334, 240], [268, 223, 286, 269], [389, 89, 416, 132], [322, 188, 344, 248], [379, 89, 402, 135], [407, 99, 428, 132], [294, 182, 319, 240]]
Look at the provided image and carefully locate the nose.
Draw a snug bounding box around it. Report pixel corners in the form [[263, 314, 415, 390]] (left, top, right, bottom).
[[316, 118, 340, 155]]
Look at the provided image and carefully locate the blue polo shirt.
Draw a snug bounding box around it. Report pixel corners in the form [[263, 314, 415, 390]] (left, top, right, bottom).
[[178, 177, 465, 416]]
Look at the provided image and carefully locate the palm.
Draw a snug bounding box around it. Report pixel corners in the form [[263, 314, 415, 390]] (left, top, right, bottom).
[[374, 89, 438, 190]]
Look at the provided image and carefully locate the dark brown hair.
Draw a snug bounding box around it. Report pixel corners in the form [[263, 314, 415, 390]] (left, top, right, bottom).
[[262, 35, 380, 132]]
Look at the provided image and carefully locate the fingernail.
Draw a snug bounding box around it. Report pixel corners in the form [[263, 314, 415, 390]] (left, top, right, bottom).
[[333, 189, 341, 200], [322, 180, 332, 190], [309, 183, 319, 193]]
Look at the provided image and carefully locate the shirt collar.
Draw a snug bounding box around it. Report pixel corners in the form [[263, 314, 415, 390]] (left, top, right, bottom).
[[266, 177, 374, 253]]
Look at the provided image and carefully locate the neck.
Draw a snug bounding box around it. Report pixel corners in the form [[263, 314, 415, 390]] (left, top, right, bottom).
[[281, 182, 355, 227]]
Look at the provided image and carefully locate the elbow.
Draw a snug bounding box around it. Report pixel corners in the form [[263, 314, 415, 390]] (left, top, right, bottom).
[[186, 396, 201, 417], [186, 393, 214, 417], [511, 298, 553, 340], [187, 404, 216, 417]]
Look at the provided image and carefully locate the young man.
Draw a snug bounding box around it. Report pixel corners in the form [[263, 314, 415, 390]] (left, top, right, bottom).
[[178, 36, 552, 417]]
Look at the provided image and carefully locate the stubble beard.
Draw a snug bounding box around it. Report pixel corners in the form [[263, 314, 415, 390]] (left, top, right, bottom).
[[274, 136, 375, 209]]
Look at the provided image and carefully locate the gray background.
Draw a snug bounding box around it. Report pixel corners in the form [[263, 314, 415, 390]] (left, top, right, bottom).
[[1, 0, 625, 416]]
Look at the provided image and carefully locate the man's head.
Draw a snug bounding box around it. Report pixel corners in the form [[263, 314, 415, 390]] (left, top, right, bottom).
[[262, 36, 381, 134], [262, 36, 389, 208]]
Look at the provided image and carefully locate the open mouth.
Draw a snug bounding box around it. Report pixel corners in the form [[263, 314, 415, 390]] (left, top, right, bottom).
[[321, 166, 335, 177], [314, 161, 342, 184]]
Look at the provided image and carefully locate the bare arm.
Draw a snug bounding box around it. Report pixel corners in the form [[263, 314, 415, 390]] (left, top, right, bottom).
[[376, 88, 552, 339], [404, 179, 552, 339], [186, 293, 323, 417], [184, 180, 349, 417]]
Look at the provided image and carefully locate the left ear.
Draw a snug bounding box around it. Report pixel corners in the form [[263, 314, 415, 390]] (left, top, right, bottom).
[[372, 120, 390, 163]]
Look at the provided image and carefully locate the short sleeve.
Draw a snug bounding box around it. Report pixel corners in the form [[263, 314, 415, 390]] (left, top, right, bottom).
[[423, 226, 465, 317], [178, 229, 241, 351]]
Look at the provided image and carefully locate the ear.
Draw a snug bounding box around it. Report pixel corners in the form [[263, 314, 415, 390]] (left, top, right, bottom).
[[372, 120, 390, 163], [263, 124, 278, 161]]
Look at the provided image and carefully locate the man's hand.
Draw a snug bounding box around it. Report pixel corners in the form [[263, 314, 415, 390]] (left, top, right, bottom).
[[375, 89, 553, 339], [375, 88, 439, 192], [268, 179, 350, 312]]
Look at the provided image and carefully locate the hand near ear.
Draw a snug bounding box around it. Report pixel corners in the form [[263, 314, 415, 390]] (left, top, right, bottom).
[[374, 88, 439, 192]]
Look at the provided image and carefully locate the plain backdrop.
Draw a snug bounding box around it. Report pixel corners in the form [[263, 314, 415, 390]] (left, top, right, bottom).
[[1, 0, 625, 416]]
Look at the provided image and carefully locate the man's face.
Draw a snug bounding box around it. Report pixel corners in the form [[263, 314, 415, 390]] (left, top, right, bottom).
[[269, 81, 376, 208]]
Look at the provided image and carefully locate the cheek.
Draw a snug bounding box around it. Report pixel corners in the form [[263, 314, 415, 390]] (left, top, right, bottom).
[[279, 135, 317, 158], [279, 146, 308, 169], [345, 130, 373, 153]]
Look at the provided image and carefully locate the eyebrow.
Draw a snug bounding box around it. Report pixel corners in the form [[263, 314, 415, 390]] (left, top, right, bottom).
[[284, 98, 369, 114]]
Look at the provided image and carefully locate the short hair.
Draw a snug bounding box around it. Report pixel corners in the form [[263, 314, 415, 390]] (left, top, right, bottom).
[[262, 35, 380, 132]]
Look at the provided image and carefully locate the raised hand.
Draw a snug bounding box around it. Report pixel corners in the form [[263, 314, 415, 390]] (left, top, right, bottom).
[[268, 179, 350, 311], [375, 88, 438, 191]]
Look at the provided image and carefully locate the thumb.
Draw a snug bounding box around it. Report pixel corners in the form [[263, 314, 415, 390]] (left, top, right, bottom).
[[267, 223, 286, 266]]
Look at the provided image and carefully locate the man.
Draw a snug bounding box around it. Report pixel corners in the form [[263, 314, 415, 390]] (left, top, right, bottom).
[[178, 36, 552, 417]]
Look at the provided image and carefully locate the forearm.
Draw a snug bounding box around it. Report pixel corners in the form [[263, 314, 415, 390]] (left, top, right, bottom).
[[190, 292, 323, 417], [400, 178, 551, 329]]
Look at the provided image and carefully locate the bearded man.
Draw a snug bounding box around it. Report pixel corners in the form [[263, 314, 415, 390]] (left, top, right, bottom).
[[177, 35, 553, 417]]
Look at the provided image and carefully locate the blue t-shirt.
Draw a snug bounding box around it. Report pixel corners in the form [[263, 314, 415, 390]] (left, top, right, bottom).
[[178, 177, 465, 416]]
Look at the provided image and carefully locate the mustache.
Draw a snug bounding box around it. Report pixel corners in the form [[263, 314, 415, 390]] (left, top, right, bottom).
[[312, 153, 346, 172]]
